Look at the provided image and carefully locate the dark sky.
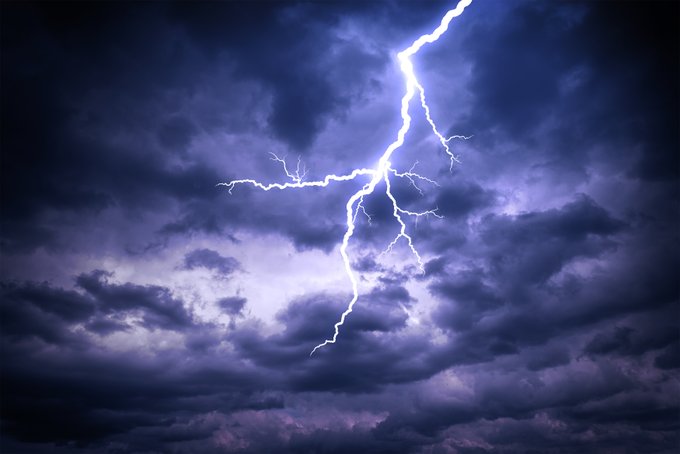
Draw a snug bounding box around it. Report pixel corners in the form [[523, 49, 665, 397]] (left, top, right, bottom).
[[1, 1, 678, 453]]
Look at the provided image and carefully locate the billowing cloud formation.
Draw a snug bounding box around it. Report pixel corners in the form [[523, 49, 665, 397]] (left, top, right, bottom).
[[182, 248, 240, 277], [1, 1, 678, 453]]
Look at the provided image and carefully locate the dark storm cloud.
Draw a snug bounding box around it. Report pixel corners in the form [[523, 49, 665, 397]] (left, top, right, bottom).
[[157, 115, 198, 153], [420, 256, 447, 277], [461, 3, 571, 140], [430, 270, 503, 331], [0, 282, 92, 347], [0, 1, 386, 253], [461, 0, 679, 181], [1, 281, 95, 322], [1, 277, 436, 451], [76, 270, 194, 331], [0, 3, 212, 251], [0, 276, 275, 450], [351, 254, 384, 273], [84, 317, 131, 336], [374, 361, 643, 440], [479, 194, 624, 286], [0, 341, 275, 449], [0, 269, 195, 345], [217, 296, 248, 316], [167, 2, 387, 150], [584, 325, 676, 358], [182, 248, 240, 277], [1, 0, 678, 453], [430, 274, 675, 371], [655, 342, 680, 371], [422, 194, 627, 345], [0, 110, 224, 252], [525, 345, 570, 371], [280, 217, 347, 253], [227, 285, 439, 393], [434, 180, 495, 219], [423, 191, 676, 373]]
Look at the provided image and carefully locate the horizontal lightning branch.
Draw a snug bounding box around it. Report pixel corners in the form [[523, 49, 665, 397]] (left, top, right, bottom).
[[389, 161, 440, 195], [220, 0, 473, 356], [218, 159, 375, 193]]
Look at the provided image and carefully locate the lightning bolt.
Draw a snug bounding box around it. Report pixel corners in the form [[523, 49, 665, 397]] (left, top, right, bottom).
[[219, 0, 474, 355]]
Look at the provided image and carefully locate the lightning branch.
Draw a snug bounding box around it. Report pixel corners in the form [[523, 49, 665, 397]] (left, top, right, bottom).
[[219, 0, 474, 355]]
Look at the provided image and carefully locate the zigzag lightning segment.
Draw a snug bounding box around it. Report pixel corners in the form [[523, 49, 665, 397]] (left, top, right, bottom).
[[218, 0, 473, 356]]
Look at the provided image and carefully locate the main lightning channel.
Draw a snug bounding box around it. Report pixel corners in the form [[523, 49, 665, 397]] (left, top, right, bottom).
[[219, 0, 473, 356]]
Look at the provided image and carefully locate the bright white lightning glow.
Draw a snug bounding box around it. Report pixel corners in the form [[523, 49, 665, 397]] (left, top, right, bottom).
[[219, 0, 473, 356]]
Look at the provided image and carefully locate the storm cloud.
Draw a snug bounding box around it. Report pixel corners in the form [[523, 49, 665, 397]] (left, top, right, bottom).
[[1, 1, 678, 453]]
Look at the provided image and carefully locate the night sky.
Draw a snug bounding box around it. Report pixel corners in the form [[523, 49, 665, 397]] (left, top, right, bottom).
[[1, 1, 678, 453]]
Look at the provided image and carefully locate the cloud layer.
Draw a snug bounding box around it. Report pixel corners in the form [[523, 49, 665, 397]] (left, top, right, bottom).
[[1, 1, 678, 453]]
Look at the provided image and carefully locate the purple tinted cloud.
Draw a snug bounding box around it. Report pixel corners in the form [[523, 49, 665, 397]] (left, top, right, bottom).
[[0, 1, 677, 453]]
